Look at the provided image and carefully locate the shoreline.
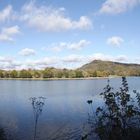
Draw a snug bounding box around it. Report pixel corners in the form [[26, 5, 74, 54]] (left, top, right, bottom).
[[0, 76, 138, 81]]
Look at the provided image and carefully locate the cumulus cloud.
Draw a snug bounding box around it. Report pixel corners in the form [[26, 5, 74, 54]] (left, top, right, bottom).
[[107, 36, 124, 46], [0, 53, 137, 70], [67, 40, 90, 50], [35, 57, 58, 66], [61, 53, 129, 68], [48, 42, 67, 52], [19, 48, 36, 56], [0, 5, 14, 22], [62, 54, 84, 63], [45, 40, 90, 52], [19, 57, 59, 69], [0, 25, 20, 42], [99, 0, 140, 14], [0, 56, 21, 70], [20, 1, 92, 32], [0, 56, 56, 70]]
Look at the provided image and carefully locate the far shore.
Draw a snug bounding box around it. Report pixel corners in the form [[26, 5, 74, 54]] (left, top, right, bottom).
[[0, 76, 137, 81]]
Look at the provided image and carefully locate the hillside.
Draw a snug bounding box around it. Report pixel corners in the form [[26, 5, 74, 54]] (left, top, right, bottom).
[[79, 60, 140, 76]]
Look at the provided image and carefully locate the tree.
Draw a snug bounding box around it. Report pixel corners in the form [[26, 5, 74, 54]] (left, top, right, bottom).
[[0, 70, 4, 78], [92, 71, 97, 77], [33, 71, 41, 78], [62, 69, 69, 78], [75, 70, 84, 78], [69, 70, 76, 78], [42, 68, 54, 78], [10, 70, 18, 78], [19, 70, 32, 78], [55, 70, 63, 78], [3, 71, 10, 78]]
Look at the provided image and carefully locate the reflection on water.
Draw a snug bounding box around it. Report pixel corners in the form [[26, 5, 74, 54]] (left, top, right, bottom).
[[0, 77, 139, 140]]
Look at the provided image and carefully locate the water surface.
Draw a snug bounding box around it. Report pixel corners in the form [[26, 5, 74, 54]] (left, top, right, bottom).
[[0, 77, 139, 140]]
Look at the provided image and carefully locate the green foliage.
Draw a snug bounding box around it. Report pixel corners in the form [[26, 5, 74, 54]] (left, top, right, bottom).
[[75, 70, 84, 78], [42, 68, 54, 78], [0, 70, 4, 78], [55, 70, 63, 78], [19, 70, 32, 78], [10, 70, 18, 78], [92, 71, 97, 77], [68, 70, 76, 78], [33, 71, 41, 78], [62, 69, 69, 78], [3, 71, 10, 78]]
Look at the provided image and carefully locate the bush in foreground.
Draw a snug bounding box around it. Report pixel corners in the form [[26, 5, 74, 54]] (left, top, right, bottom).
[[84, 77, 140, 140]]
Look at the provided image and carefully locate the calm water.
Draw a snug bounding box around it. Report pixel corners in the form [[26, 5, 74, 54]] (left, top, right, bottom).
[[0, 77, 139, 140]]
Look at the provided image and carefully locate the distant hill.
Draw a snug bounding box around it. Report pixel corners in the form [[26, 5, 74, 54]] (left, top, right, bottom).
[[79, 60, 140, 76]]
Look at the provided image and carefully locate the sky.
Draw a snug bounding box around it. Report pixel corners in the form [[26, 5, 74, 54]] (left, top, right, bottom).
[[0, 0, 140, 70]]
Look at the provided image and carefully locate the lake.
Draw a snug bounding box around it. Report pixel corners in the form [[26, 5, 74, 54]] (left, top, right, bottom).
[[0, 77, 140, 140]]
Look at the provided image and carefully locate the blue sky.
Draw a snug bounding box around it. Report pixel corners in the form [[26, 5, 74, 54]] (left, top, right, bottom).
[[0, 0, 140, 70]]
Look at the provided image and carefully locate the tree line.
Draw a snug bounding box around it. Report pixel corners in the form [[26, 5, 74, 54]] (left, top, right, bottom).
[[0, 67, 139, 79], [0, 68, 84, 78]]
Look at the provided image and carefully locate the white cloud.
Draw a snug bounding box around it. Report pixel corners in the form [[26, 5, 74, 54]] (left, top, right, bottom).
[[91, 53, 129, 64], [88, 53, 112, 61], [0, 56, 13, 63], [50, 42, 67, 52], [45, 40, 90, 52], [0, 5, 13, 22], [115, 55, 128, 62], [99, 0, 140, 14], [51, 46, 63, 52], [1, 25, 20, 35], [0, 56, 21, 70], [21, 1, 92, 32], [0, 25, 20, 42], [0, 53, 139, 70], [19, 48, 36, 56], [21, 57, 59, 69], [61, 53, 129, 68], [107, 36, 124, 46], [67, 40, 90, 50], [35, 57, 58, 66], [62, 54, 84, 63]]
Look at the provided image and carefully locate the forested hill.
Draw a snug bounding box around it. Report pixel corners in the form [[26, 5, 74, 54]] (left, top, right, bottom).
[[79, 60, 140, 76]]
